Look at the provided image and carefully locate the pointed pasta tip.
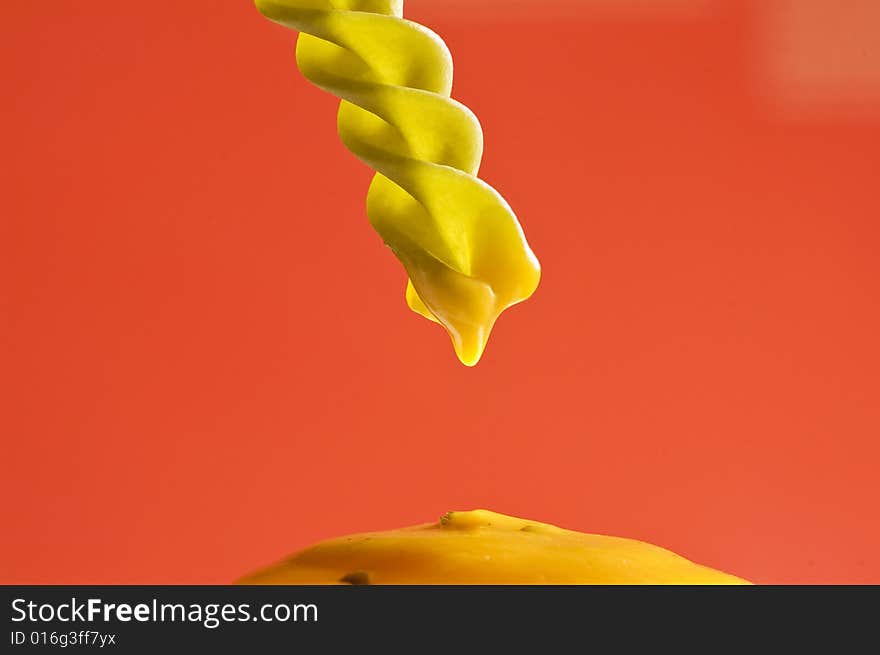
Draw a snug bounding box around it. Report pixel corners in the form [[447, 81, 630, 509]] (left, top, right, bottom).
[[451, 327, 489, 368]]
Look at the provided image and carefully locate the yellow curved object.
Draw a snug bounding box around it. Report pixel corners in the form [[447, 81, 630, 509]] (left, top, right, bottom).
[[238, 509, 750, 584], [255, 0, 541, 366]]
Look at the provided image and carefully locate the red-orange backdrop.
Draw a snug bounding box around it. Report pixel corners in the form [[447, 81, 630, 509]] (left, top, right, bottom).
[[2, 0, 879, 584]]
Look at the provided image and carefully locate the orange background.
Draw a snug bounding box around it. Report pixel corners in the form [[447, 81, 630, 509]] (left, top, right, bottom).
[[2, 0, 879, 584]]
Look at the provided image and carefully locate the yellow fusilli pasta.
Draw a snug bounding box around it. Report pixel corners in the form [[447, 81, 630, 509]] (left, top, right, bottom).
[[256, 0, 540, 365]]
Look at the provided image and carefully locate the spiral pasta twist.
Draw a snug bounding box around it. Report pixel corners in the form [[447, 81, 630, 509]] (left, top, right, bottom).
[[255, 0, 540, 365]]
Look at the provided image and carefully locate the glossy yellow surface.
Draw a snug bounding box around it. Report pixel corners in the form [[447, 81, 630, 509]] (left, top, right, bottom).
[[255, 0, 541, 366], [238, 509, 750, 584]]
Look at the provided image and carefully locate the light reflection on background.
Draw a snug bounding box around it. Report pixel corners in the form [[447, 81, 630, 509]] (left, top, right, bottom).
[[756, 0, 880, 119]]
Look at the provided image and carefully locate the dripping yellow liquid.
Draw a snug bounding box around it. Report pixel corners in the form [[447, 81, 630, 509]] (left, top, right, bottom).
[[238, 510, 750, 585], [255, 0, 541, 366]]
